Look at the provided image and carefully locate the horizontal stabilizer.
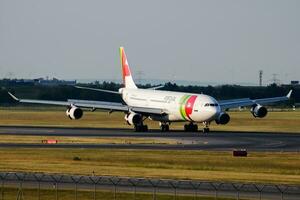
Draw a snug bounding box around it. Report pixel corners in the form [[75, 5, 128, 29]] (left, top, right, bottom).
[[146, 85, 164, 90], [286, 90, 293, 99]]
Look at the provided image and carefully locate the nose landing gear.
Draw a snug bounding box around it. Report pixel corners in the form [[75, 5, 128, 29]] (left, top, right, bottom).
[[202, 121, 210, 133], [184, 123, 198, 132]]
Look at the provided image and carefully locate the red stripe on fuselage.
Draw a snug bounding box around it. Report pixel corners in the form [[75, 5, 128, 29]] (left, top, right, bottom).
[[185, 95, 197, 121]]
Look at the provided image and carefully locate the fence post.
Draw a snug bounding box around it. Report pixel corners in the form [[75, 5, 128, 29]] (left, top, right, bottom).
[[33, 173, 45, 200], [50, 174, 64, 200], [210, 182, 223, 200], [189, 181, 201, 200], [0, 178, 3, 200], [108, 177, 121, 200], [232, 183, 244, 200], [169, 180, 180, 200], [0, 173, 8, 200], [70, 176, 83, 200], [275, 185, 288, 200], [88, 176, 102, 200], [15, 173, 27, 200], [153, 186, 156, 200], [128, 178, 139, 200], [253, 184, 265, 200], [148, 179, 161, 200]]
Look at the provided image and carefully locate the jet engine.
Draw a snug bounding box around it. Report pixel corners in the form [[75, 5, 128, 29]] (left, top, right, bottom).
[[125, 112, 142, 125], [215, 112, 230, 125], [250, 104, 268, 118], [66, 106, 83, 120]]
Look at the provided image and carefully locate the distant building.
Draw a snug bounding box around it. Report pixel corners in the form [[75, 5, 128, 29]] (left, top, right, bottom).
[[259, 70, 263, 86], [291, 80, 299, 85], [34, 78, 76, 86]]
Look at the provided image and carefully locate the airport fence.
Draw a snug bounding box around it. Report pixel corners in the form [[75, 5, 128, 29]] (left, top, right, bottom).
[[0, 172, 299, 200]]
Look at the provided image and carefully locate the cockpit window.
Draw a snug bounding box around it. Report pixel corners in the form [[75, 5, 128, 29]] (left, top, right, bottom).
[[205, 103, 219, 107]]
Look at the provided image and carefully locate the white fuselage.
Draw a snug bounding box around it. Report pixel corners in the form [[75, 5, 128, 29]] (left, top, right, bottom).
[[121, 88, 220, 123]]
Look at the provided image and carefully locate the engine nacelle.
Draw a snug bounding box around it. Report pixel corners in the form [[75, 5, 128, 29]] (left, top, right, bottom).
[[250, 104, 268, 118], [125, 112, 142, 125], [66, 106, 83, 120], [215, 112, 230, 125]]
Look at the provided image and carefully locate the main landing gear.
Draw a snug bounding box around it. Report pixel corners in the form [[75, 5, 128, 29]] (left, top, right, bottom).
[[159, 122, 170, 132], [134, 117, 148, 132], [184, 123, 198, 132], [134, 123, 148, 132], [183, 122, 210, 133]]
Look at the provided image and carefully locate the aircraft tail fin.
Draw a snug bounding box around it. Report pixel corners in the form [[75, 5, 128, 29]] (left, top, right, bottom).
[[120, 47, 137, 89]]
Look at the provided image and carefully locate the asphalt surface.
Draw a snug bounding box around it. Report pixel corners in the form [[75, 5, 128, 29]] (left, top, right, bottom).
[[0, 126, 299, 151]]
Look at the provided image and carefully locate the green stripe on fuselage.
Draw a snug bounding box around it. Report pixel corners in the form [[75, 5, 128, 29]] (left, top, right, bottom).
[[179, 95, 190, 120]]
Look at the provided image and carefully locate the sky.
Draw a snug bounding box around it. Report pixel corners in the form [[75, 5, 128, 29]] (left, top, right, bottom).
[[0, 0, 299, 85]]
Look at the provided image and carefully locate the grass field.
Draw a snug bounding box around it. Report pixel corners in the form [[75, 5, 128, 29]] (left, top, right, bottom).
[[0, 149, 299, 185], [0, 108, 299, 133]]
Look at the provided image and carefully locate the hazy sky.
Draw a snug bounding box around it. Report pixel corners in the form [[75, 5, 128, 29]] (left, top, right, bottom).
[[0, 0, 299, 85]]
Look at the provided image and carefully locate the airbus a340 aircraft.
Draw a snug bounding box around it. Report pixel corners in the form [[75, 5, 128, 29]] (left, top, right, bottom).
[[9, 47, 292, 132]]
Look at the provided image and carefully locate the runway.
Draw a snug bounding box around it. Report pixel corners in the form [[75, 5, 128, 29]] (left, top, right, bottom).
[[0, 126, 299, 151]]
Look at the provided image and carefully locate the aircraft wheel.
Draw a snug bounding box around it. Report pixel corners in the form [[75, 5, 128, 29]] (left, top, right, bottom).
[[166, 125, 170, 131], [142, 125, 148, 132], [184, 124, 189, 132], [192, 124, 198, 132], [203, 127, 210, 133], [160, 124, 169, 132], [135, 125, 148, 132], [184, 123, 198, 132], [134, 125, 141, 132]]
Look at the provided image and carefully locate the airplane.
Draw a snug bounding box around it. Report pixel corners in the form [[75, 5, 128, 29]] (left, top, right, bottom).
[[8, 47, 293, 133]]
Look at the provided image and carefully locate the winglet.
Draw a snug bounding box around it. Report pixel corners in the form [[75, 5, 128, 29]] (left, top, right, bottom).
[[286, 90, 293, 99], [8, 92, 20, 102]]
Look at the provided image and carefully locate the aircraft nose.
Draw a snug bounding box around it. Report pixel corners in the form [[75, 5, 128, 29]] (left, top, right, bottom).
[[207, 106, 219, 120], [211, 107, 218, 118]]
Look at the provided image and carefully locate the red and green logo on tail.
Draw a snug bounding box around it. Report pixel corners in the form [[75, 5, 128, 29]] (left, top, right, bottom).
[[179, 95, 197, 121], [120, 47, 131, 84]]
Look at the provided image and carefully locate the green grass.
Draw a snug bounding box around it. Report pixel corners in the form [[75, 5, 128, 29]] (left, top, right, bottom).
[[1, 187, 239, 200], [0, 149, 299, 185], [0, 135, 178, 144], [0, 108, 299, 133]]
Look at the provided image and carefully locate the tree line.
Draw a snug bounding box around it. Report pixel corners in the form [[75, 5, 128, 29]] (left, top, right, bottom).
[[0, 80, 297, 106]]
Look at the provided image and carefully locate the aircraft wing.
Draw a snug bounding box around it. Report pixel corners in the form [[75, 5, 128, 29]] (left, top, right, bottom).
[[8, 92, 166, 115], [74, 86, 120, 94], [68, 99, 166, 114], [219, 90, 292, 110]]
